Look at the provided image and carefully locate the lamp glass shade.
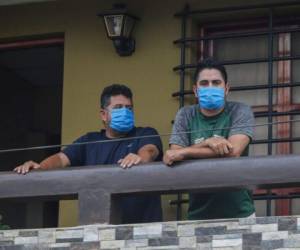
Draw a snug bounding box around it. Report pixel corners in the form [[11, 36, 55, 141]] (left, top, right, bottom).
[[123, 16, 135, 38], [104, 15, 124, 38]]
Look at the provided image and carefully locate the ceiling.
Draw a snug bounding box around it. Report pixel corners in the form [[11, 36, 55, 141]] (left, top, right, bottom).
[[0, 0, 55, 6], [0, 0, 63, 87], [0, 46, 64, 87]]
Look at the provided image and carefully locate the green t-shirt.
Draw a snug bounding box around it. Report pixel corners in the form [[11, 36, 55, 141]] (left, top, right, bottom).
[[169, 101, 255, 219]]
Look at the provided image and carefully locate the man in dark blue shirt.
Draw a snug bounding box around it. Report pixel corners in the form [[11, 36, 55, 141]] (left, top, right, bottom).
[[14, 84, 163, 224]]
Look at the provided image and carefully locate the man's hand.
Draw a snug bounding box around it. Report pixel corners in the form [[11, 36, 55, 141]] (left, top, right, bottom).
[[163, 149, 185, 166], [14, 161, 41, 175], [118, 153, 142, 169], [204, 136, 233, 156]]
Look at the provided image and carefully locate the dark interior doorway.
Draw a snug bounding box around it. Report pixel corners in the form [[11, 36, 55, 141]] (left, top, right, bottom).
[[0, 37, 64, 229]]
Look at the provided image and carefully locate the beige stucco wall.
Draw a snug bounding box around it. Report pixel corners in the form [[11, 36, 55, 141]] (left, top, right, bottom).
[[0, 0, 286, 226]]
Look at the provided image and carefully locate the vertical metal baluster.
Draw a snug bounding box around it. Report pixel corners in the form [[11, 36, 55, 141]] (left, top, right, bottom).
[[176, 4, 189, 221], [266, 7, 274, 216]]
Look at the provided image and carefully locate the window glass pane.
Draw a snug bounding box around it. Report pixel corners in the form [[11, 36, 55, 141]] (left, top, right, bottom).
[[214, 35, 269, 61], [292, 115, 300, 155], [123, 16, 135, 38], [291, 32, 300, 103]]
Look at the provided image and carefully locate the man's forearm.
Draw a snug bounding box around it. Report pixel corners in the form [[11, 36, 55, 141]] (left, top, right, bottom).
[[180, 146, 220, 159], [40, 152, 70, 169], [166, 136, 238, 165], [138, 145, 159, 163]]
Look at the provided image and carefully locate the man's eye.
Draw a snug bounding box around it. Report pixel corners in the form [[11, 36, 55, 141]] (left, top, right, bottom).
[[112, 105, 132, 110], [112, 105, 123, 109], [199, 81, 209, 86]]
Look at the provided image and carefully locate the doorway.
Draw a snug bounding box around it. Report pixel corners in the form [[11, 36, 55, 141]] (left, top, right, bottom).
[[0, 37, 64, 228]]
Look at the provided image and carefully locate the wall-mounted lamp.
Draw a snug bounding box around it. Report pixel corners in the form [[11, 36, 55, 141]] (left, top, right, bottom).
[[98, 4, 139, 56]]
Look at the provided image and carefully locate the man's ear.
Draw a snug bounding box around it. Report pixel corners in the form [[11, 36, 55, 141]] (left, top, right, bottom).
[[193, 84, 198, 97], [225, 84, 230, 96], [100, 108, 107, 122]]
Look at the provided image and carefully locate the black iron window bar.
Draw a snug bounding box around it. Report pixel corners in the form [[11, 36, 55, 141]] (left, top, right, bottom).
[[172, 1, 300, 220]]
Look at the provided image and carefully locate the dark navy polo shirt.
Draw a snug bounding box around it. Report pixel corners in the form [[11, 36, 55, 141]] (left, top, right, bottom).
[[62, 127, 163, 224]]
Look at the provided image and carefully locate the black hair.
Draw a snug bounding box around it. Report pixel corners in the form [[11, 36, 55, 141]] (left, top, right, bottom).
[[194, 58, 228, 84], [100, 84, 133, 108]]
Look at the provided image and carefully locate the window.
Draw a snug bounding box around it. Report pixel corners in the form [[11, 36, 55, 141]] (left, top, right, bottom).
[[172, 2, 300, 218]]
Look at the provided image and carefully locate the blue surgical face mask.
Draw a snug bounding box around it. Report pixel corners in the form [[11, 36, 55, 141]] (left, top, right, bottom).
[[109, 107, 135, 133], [197, 87, 225, 110]]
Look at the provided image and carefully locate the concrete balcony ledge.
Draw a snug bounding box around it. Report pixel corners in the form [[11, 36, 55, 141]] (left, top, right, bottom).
[[1, 154, 300, 225], [0, 216, 300, 249]]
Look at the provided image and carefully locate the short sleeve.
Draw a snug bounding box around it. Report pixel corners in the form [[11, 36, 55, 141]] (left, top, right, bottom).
[[169, 107, 190, 147], [62, 134, 88, 166], [137, 127, 163, 161], [229, 103, 254, 140]]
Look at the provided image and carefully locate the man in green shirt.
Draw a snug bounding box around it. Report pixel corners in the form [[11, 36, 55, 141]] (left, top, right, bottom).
[[163, 58, 255, 220]]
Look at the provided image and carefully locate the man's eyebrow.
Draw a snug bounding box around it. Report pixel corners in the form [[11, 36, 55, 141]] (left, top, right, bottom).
[[199, 79, 222, 82], [113, 104, 132, 107]]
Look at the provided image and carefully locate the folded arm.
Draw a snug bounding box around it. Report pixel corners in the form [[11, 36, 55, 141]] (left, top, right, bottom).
[[163, 134, 250, 166]]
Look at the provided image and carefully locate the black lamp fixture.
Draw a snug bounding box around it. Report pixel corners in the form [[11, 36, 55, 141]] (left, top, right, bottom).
[[98, 4, 139, 56]]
